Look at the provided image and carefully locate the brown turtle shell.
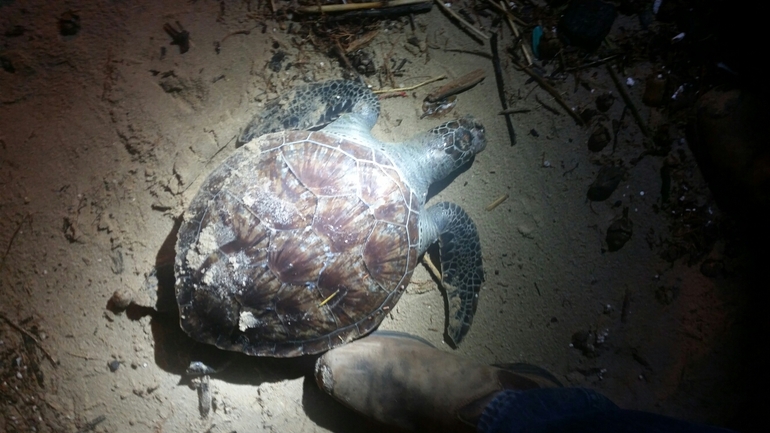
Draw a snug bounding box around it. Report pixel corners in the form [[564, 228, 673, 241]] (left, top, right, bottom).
[[175, 130, 420, 357]]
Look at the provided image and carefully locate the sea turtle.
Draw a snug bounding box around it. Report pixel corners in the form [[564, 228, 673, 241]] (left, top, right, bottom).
[[174, 79, 486, 357]]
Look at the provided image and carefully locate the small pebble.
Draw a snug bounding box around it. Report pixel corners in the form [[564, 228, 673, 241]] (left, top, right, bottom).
[[110, 288, 133, 310], [108, 360, 121, 372]]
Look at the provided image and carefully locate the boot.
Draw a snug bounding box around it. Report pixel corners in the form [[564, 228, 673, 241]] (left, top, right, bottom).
[[314, 331, 561, 432]]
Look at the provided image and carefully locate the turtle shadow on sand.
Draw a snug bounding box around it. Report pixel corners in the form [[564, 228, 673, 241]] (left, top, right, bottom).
[[111, 219, 319, 387], [425, 154, 476, 201], [148, 306, 319, 388]]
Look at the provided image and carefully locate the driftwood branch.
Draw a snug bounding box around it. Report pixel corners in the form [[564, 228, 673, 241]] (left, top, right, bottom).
[[425, 69, 485, 102]]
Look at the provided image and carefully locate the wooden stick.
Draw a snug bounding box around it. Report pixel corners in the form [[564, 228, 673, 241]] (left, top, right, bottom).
[[425, 69, 485, 102], [296, 0, 429, 13], [605, 64, 652, 141], [491, 34, 516, 145], [499, 107, 531, 115], [372, 75, 447, 94], [220, 29, 251, 45], [442, 48, 493, 59], [496, 1, 533, 65], [512, 59, 586, 126], [318, 289, 339, 307], [65, 351, 102, 361], [1, 213, 30, 273], [344, 30, 379, 53], [334, 41, 356, 71], [535, 94, 560, 115], [434, 0, 490, 41], [76, 415, 106, 433], [486, 193, 509, 211], [483, 0, 528, 26], [564, 54, 622, 72], [422, 255, 442, 280], [0, 312, 59, 368]]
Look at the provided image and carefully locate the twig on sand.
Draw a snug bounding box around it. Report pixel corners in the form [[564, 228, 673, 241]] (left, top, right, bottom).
[[498, 107, 531, 115], [512, 59, 586, 126], [76, 415, 106, 433], [0, 313, 59, 368], [491, 34, 516, 145], [486, 194, 509, 211], [483, 0, 528, 26], [422, 255, 442, 280], [535, 94, 561, 115], [295, 0, 430, 13], [434, 0, 490, 41], [344, 30, 379, 54], [373, 75, 447, 94], [488, 0, 532, 65], [564, 54, 623, 72], [606, 64, 652, 143], [1, 213, 31, 273]]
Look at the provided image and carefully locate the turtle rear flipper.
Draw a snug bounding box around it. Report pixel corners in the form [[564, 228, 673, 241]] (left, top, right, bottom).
[[237, 79, 380, 146], [424, 202, 484, 346]]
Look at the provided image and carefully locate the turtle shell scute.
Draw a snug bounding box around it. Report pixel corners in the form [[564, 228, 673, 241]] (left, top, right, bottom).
[[175, 130, 421, 357]]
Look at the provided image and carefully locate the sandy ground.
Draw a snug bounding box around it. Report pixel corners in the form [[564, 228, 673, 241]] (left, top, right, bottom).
[[0, 1, 752, 432]]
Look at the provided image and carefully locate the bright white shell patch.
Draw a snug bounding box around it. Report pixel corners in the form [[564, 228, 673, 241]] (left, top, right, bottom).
[[239, 310, 260, 331], [185, 224, 219, 271]]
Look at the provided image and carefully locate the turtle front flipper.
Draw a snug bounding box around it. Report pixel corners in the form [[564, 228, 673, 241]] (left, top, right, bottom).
[[423, 202, 484, 346], [237, 79, 380, 146]]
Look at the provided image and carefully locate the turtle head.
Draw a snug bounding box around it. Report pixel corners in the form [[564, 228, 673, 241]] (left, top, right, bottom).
[[431, 116, 486, 157], [423, 117, 487, 181]]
